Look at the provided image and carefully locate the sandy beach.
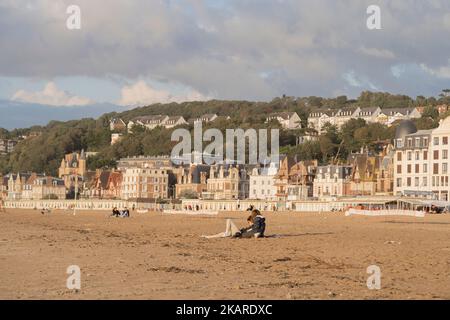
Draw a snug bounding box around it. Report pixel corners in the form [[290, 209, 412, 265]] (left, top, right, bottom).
[[0, 209, 449, 300]]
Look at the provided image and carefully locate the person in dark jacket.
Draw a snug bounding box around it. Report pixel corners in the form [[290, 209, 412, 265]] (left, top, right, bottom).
[[111, 207, 120, 217], [235, 209, 266, 238]]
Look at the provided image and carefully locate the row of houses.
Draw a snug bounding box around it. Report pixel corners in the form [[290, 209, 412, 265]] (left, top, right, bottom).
[[3, 115, 450, 203], [110, 112, 303, 134], [0, 149, 394, 202], [308, 106, 422, 132], [110, 113, 220, 132], [1, 173, 66, 201], [109, 104, 449, 139]]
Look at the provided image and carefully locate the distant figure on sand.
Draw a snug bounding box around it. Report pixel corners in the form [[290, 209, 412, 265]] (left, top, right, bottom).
[[202, 209, 266, 239], [111, 207, 120, 217], [0, 199, 5, 212], [111, 207, 130, 218]]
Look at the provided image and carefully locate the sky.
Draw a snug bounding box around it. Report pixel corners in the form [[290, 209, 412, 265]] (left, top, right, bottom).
[[0, 0, 450, 107]]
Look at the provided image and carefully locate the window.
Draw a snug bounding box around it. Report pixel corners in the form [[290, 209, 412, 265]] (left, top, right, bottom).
[[415, 177, 419, 187], [415, 164, 419, 173], [397, 165, 402, 174], [424, 138, 428, 146], [415, 152, 420, 160], [443, 136, 448, 145], [423, 177, 427, 187], [407, 177, 411, 187], [407, 152, 412, 161], [397, 152, 402, 161], [396, 178, 402, 187], [433, 163, 439, 174], [407, 138, 412, 147], [415, 138, 420, 147], [443, 163, 448, 174], [407, 164, 411, 174], [423, 164, 428, 173], [434, 137, 439, 145], [434, 150, 439, 160], [424, 151, 428, 160], [443, 150, 448, 160]]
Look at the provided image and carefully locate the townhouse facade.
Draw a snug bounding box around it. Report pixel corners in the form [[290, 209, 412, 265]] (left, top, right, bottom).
[[203, 165, 249, 200], [393, 117, 450, 201], [58, 150, 87, 190], [121, 167, 170, 200], [249, 163, 278, 201], [275, 157, 317, 201], [5, 173, 65, 200], [175, 164, 209, 198], [347, 149, 394, 196], [88, 170, 123, 199], [313, 165, 352, 198]]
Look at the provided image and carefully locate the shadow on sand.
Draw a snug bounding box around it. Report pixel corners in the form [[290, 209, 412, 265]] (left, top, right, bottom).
[[382, 220, 450, 225], [264, 232, 334, 238]]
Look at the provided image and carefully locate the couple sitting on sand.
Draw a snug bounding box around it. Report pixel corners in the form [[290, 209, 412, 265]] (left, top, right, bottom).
[[202, 209, 266, 239], [111, 207, 130, 218]]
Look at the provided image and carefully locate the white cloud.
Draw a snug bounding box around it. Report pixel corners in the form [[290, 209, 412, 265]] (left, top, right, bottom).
[[118, 80, 210, 106], [358, 46, 396, 59], [2, 1, 450, 99], [11, 82, 94, 106], [342, 71, 380, 91], [420, 61, 450, 79], [444, 13, 450, 30]]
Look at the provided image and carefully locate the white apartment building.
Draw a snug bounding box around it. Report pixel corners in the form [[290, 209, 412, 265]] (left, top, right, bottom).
[[249, 163, 278, 200], [266, 112, 302, 129], [393, 117, 450, 201], [313, 165, 352, 198], [308, 107, 420, 132], [121, 168, 169, 200]]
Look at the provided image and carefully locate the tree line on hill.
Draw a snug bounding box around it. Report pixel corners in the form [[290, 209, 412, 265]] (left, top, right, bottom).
[[1, 91, 449, 176]]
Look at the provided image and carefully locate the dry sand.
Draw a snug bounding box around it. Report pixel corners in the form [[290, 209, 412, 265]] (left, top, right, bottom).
[[0, 208, 449, 300]]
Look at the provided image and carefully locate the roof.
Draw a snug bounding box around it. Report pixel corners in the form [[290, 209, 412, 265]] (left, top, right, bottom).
[[336, 107, 358, 117], [316, 165, 352, 179], [359, 106, 379, 113], [134, 115, 168, 124], [381, 108, 413, 116], [267, 112, 297, 120]]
